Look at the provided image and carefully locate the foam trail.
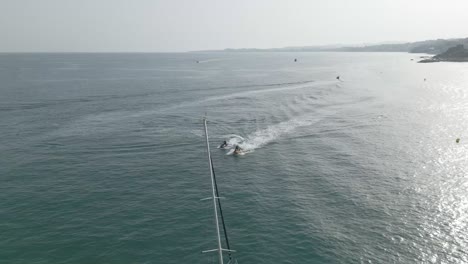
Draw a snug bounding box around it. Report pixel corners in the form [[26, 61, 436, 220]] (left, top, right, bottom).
[[199, 80, 336, 104], [158, 80, 337, 114], [197, 58, 225, 63], [224, 117, 321, 155]]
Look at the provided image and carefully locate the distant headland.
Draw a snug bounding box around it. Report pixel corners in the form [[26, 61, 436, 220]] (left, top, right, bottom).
[[418, 44, 468, 63], [197, 37, 468, 63]]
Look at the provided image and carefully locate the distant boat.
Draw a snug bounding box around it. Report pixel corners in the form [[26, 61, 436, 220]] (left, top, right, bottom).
[[202, 118, 238, 264]]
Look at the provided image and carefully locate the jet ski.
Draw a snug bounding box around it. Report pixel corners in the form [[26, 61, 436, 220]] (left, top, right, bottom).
[[218, 141, 229, 149], [233, 145, 244, 155]]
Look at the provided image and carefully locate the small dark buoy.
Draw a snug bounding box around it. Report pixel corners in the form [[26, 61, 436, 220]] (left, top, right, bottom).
[[424, 78, 426, 81], [336, 76, 340, 80], [456, 138, 460, 143], [196, 60, 199, 63], [294, 58, 297, 62]]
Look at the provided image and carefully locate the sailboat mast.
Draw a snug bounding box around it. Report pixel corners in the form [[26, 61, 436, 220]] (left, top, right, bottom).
[[203, 118, 224, 264]]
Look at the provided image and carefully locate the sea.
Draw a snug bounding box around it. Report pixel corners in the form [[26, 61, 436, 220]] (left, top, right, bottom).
[[1, 52, 467, 264]]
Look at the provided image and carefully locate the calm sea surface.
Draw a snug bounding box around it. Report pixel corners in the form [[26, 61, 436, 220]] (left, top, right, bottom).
[[1, 52, 467, 263]]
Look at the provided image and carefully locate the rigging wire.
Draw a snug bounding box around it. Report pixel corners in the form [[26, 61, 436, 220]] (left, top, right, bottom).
[[210, 156, 232, 260]]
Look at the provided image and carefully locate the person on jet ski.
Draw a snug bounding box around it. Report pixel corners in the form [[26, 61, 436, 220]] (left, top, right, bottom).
[[234, 145, 243, 154], [220, 141, 228, 148]]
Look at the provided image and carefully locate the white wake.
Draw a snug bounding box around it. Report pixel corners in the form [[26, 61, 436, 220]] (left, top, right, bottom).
[[221, 117, 320, 155]]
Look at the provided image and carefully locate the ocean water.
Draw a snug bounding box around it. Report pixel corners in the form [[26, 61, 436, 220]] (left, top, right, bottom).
[[1, 52, 467, 264]]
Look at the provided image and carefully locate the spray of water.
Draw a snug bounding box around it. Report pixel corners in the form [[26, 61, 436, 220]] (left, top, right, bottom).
[[222, 117, 320, 155]]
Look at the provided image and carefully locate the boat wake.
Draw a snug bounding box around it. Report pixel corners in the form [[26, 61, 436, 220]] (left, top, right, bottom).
[[158, 80, 337, 114], [199, 80, 335, 105], [222, 117, 321, 155], [196, 58, 225, 63]]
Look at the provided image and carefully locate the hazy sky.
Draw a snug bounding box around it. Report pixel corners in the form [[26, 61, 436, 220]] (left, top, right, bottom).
[[1, 0, 468, 52]]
